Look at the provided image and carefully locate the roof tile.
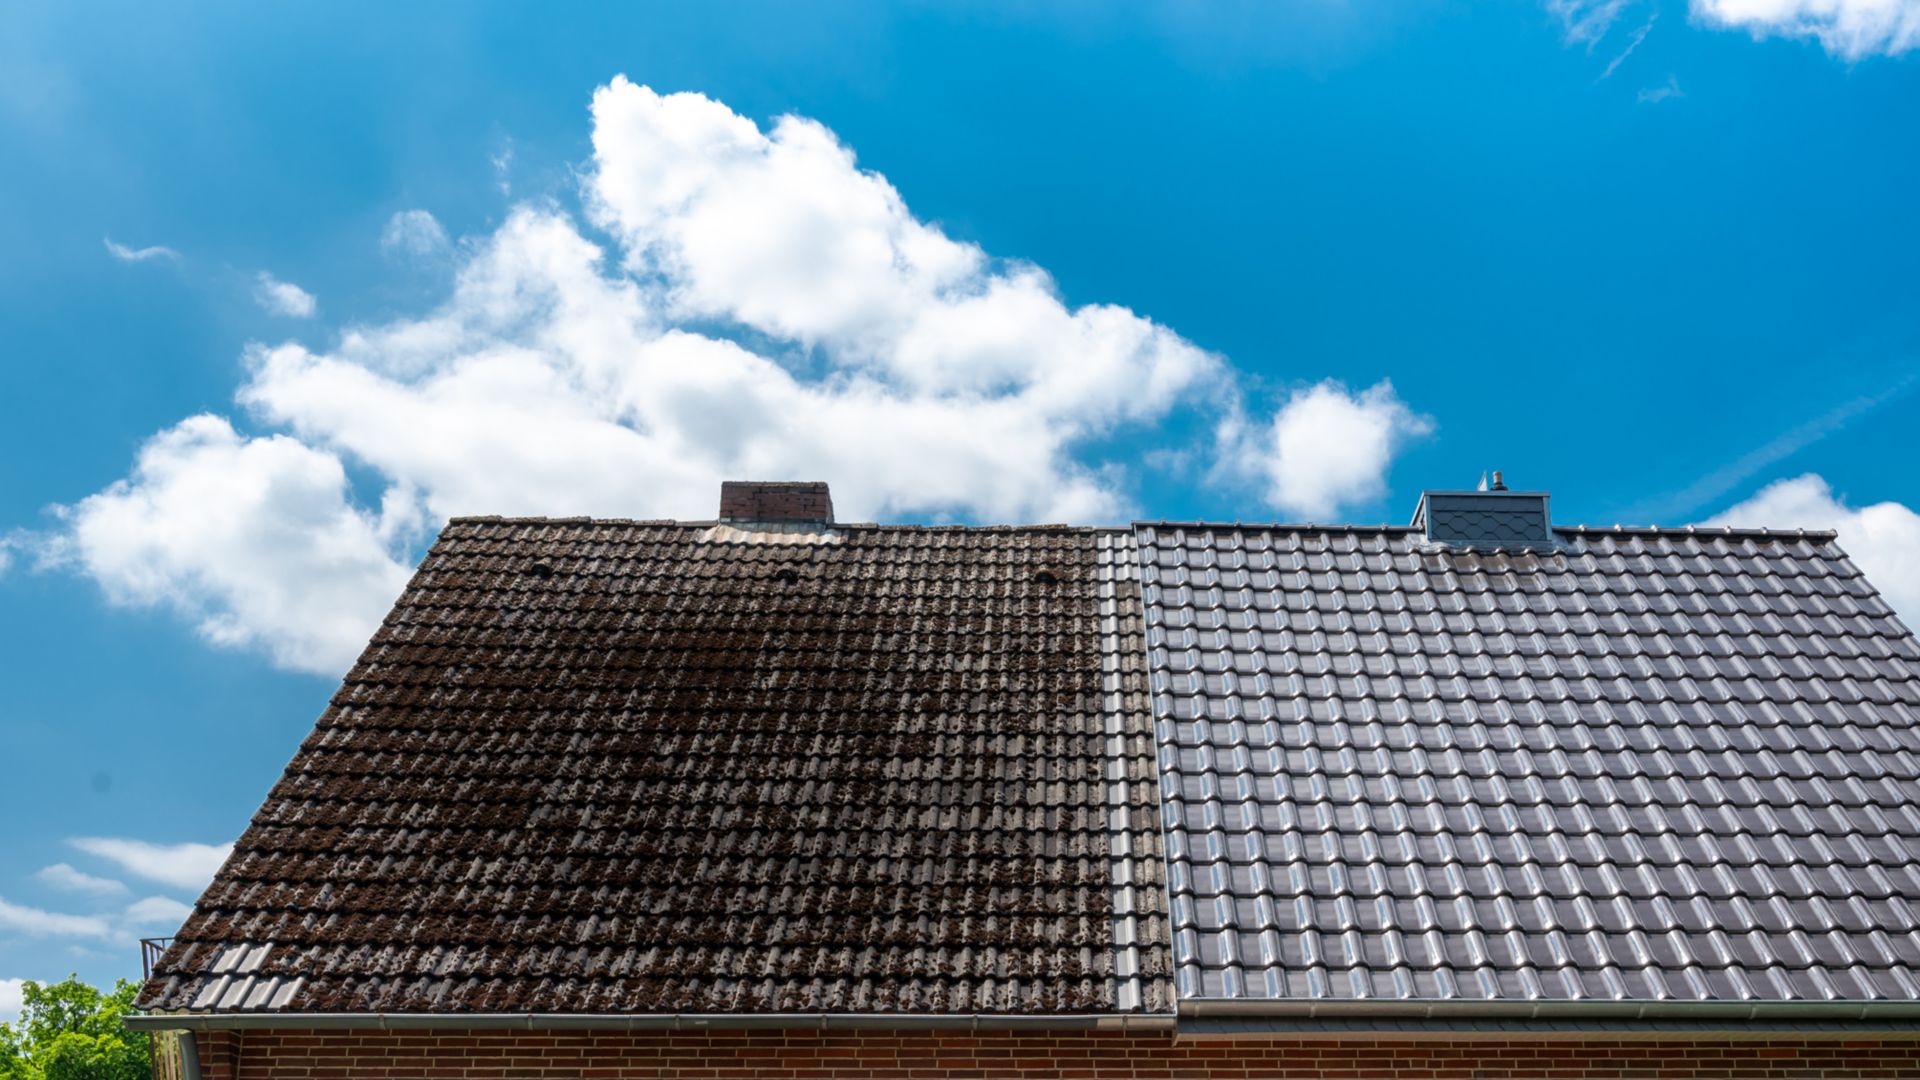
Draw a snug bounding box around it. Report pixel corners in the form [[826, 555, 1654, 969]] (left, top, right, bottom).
[[1140, 524, 1920, 1005], [141, 521, 1166, 1015]]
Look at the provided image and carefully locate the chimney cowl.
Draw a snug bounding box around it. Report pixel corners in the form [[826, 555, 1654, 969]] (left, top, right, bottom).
[[718, 481, 834, 525], [1411, 478, 1554, 551]]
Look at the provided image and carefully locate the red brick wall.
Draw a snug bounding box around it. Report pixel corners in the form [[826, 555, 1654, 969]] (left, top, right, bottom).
[[186, 1027, 1920, 1079]]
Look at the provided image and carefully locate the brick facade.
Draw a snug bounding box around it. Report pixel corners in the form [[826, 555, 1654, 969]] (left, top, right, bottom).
[[185, 1028, 1920, 1079], [717, 480, 834, 522]]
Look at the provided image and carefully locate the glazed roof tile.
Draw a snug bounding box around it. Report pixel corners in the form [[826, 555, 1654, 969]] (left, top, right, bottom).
[[1137, 524, 1920, 1006]]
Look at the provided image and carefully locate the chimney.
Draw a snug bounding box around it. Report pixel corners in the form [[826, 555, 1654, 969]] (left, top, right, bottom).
[[718, 481, 834, 525], [1411, 474, 1554, 551]]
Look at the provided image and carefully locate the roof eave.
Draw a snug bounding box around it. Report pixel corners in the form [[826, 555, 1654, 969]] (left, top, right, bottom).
[[1177, 997, 1920, 1022], [122, 1010, 1180, 1033]]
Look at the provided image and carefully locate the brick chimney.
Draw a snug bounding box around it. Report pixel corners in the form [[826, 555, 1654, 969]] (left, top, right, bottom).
[[718, 481, 834, 524]]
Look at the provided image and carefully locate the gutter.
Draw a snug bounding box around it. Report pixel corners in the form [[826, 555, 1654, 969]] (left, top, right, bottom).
[[128, 999, 1920, 1034], [123, 1010, 1180, 1033], [1177, 998, 1920, 1022]]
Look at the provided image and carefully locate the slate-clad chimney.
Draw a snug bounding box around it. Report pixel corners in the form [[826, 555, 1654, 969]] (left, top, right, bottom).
[[719, 481, 834, 524], [1412, 475, 1555, 550]]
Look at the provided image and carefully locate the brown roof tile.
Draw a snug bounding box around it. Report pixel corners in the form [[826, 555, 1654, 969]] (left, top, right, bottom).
[[141, 520, 1167, 1015]]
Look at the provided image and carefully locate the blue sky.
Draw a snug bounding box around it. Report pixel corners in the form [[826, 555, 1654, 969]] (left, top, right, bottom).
[[2, 0, 1917, 1007]]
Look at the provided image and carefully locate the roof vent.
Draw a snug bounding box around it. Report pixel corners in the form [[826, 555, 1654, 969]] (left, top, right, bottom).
[[718, 481, 834, 525], [1412, 475, 1555, 551]]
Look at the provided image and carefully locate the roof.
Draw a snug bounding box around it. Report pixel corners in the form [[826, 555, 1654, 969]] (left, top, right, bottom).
[[139, 518, 1169, 1016], [138, 509, 1920, 1026], [1141, 523, 1920, 1008]]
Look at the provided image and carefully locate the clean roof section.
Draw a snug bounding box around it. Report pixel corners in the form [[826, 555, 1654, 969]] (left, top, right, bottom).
[[1137, 522, 1920, 1010]]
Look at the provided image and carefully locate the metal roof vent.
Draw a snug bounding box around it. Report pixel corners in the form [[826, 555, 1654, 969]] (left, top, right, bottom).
[[1412, 473, 1555, 550]]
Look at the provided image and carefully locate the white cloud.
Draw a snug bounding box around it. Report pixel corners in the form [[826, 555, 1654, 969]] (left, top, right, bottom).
[[492, 139, 515, 195], [0, 978, 23, 1025], [36, 79, 1426, 674], [585, 79, 1213, 439], [1548, 0, 1639, 45], [1219, 380, 1432, 520], [381, 209, 450, 257], [0, 898, 113, 939], [69, 838, 232, 893], [103, 237, 179, 263], [1707, 475, 1920, 624], [1638, 75, 1686, 102], [1600, 11, 1658, 77], [254, 272, 317, 318], [34, 864, 126, 896], [46, 417, 413, 674], [1692, 0, 1920, 57], [122, 896, 194, 928], [240, 80, 1228, 527]]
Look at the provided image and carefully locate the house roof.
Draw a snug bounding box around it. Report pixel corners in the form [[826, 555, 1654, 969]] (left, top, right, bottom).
[[137, 498, 1920, 1025], [1141, 523, 1920, 1009], [138, 518, 1170, 1016]]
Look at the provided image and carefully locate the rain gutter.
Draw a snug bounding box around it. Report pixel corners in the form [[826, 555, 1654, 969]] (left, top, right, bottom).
[[1178, 998, 1920, 1022], [124, 1010, 1180, 1033]]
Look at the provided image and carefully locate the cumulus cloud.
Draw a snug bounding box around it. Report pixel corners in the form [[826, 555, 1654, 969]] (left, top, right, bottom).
[[103, 237, 180, 263], [44, 418, 413, 674], [32, 79, 1428, 674], [69, 838, 233, 893], [34, 864, 126, 897], [0, 978, 22, 1025], [1692, 0, 1920, 58], [254, 272, 317, 317], [1706, 474, 1920, 624], [1219, 381, 1432, 520], [381, 209, 450, 257]]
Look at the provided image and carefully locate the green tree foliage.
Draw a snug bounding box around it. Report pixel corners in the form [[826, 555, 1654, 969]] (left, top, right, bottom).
[[0, 977, 148, 1080]]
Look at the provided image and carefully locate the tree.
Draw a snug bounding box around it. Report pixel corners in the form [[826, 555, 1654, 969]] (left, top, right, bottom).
[[0, 977, 148, 1080]]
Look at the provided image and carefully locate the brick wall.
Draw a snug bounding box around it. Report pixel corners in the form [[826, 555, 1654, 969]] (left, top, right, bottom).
[[718, 480, 834, 523], [185, 1028, 1920, 1079]]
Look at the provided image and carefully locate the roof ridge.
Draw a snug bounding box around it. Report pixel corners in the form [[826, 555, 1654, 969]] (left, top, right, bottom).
[[442, 517, 1844, 542], [1129, 521, 1842, 542], [1555, 524, 1840, 541], [444, 515, 1121, 533], [1133, 521, 1418, 534]]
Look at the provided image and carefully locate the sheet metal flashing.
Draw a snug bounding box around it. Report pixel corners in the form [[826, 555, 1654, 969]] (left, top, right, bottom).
[[124, 1011, 1179, 1033]]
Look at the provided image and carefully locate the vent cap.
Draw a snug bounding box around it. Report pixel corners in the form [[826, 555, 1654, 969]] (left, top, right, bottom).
[[1412, 482, 1554, 551]]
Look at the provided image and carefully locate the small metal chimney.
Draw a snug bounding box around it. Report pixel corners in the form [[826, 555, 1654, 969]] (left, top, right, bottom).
[[1412, 474, 1554, 550]]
